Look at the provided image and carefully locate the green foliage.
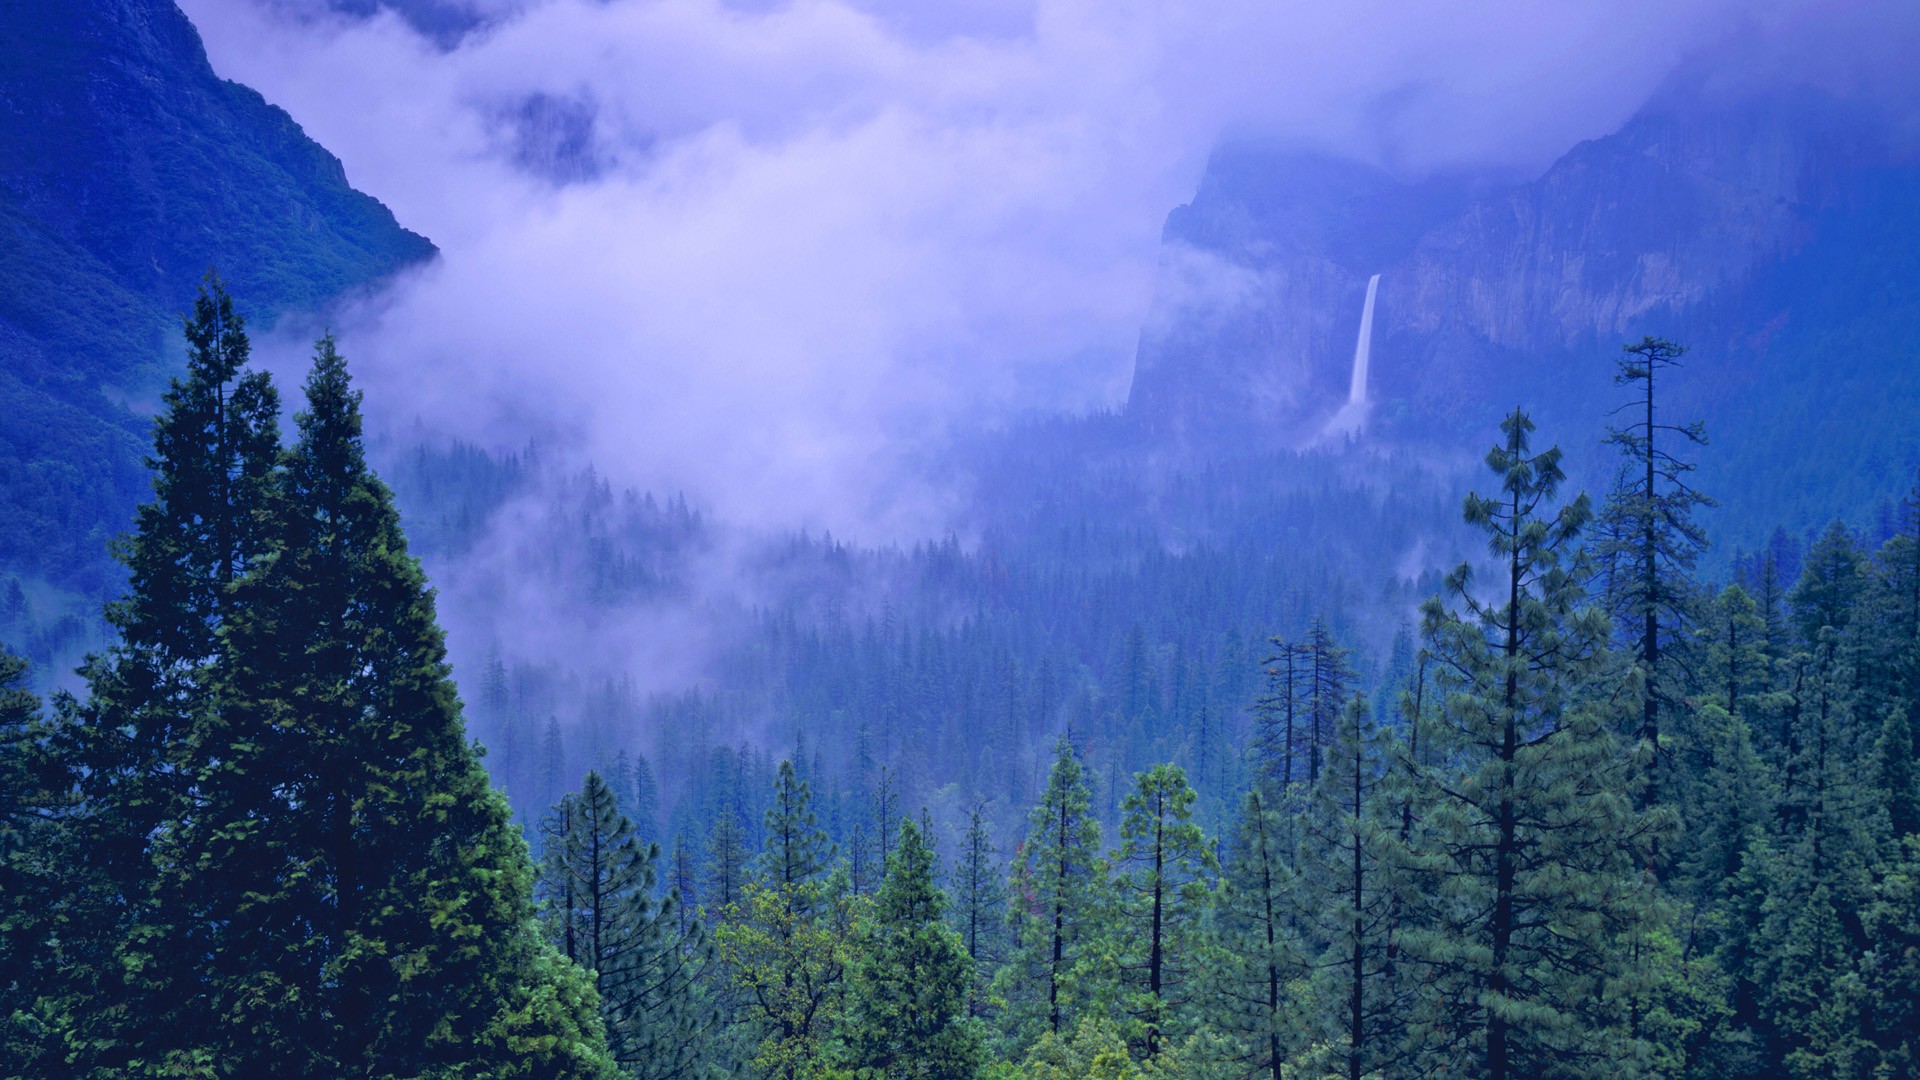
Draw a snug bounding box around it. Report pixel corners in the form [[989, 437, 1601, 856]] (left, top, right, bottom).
[[998, 736, 1113, 1051], [538, 771, 713, 1078], [715, 759, 857, 1079], [2, 302, 615, 1077], [1206, 785, 1309, 1079], [1293, 695, 1413, 1080], [843, 817, 982, 1079], [1109, 763, 1215, 1056], [949, 806, 1008, 1014], [1410, 409, 1666, 1079]]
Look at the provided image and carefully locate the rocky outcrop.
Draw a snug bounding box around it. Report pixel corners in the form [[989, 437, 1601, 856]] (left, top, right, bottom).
[[1126, 91, 1899, 447]]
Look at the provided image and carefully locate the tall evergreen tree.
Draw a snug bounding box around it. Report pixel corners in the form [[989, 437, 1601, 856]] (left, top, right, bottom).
[[1208, 786, 1304, 1080], [632, 751, 662, 847], [715, 760, 853, 1079], [950, 805, 1007, 1014], [1000, 736, 1111, 1046], [1593, 336, 1711, 806], [843, 817, 982, 1079], [705, 798, 752, 915], [1295, 695, 1409, 1080], [1251, 638, 1309, 789], [538, 772, 712, 1079], [0, 646, 74, 1071], [224, 335, 614, 1077], [52, 276, 285, 1071], [1109, 763, 1215, 1056], [1303, 617, 1354, 785], [1411, 409, 1664, 1080]]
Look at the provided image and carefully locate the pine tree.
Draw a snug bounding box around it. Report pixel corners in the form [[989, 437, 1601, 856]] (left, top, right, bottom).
[[1303, 617, 1354, 785], [760, 759, 834, 895], [873, 765, 901, 872], [1251, 638, 1309, 789], [704, 797, 751, 915], [669, 834, 702, 938], [1109, 763, 1215, 1056], [1295, 695, 1409, 1080], [0, 646, 74, 1071], [843, 817, 983, 1078], [950, 804, 1007, 1013], [715, 759, 853, 1079], [219, 336, 615, 1077], [538, 772, 713, 1079], [1593, 336, 1711, 807], [1411, 408, 1664, 1079], [632, 751, 662, 846], [1208, 786, 1305, 1080], [1861, 836, 1920, 1074], [0, 644, 52, 884], [999, 735, 1111, 1047], [46, 326, 616, 1076]]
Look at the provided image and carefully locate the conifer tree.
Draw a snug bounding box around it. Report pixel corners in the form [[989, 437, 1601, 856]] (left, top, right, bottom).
[[669, 834, 701, 937], [705, 798, 751, 914], [1295, 696, 1408, 1080], [1000, 736, 1111, 1046], [1251, 638, 1309, 788], [1411, 409, 1663, 1080], [1209, 786, 1304, 1080], [950, 805, 1007, 1013], [0, 644, 53, 887], [538, 772, 712, 1079], [1303, 617, 1354, 785], [53, 276, 285, 1069], [715, 760, 854, 1079], [1861, 836, 1920, 1073], [1593, 336, 1711, 806], [843, 817, 982, 1078], [216, 336, 615, 1077], [0, 646, 73, 1071], [632, 751, 662, 846], [47, 325, 616, 1076], [761, 759, 835, 895], [1109, 763, 1215, 1056]]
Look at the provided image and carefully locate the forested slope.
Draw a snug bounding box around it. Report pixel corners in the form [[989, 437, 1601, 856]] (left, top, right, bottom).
[[0, 0, 434, 591]]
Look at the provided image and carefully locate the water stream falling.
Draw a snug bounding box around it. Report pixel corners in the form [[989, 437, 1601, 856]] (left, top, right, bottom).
[[1319, 272, 1381, 441], [1347, 272, 1380, 406]]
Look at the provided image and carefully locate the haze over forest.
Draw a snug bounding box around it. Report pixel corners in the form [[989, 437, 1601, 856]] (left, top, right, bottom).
[[2, 0, 1920, 1077]]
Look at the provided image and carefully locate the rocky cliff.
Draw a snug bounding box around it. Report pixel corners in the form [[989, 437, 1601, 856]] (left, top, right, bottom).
[[1124, 89, 1920, 541]]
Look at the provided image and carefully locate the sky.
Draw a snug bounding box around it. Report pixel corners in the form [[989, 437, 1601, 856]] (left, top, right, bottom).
[[167, 0, 1892, 543]]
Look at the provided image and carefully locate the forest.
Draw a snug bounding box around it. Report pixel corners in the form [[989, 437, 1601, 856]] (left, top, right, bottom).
[[3, 282, 1918, 1079]]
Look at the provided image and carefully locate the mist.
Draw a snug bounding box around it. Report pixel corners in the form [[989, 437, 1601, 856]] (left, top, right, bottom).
[[158, 0, 1919, 753], [174, 0, 1850, 535]]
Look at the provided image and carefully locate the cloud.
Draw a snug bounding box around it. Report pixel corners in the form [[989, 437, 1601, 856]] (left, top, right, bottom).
[[178, 0, 1915, 545]]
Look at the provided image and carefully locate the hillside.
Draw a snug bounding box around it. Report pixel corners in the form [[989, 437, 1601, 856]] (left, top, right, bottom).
[[0, 0, 435, 591]]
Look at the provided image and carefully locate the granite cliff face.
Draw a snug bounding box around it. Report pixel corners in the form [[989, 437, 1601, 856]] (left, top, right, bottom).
[[1126, 92, 1916, 481], [0, 0, 435, 586]]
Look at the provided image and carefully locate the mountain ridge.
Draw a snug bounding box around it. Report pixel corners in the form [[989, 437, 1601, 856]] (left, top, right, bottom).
[[0, 0, 436, 589]]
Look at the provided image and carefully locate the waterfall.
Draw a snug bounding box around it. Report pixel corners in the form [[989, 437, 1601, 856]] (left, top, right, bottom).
[[1318, 273, 1381, 442], [1347, 273, 1380, 406]]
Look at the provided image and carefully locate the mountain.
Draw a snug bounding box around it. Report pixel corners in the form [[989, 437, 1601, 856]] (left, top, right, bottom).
[[1127, 89, 1920, 548], [0, 0, 435, 591]]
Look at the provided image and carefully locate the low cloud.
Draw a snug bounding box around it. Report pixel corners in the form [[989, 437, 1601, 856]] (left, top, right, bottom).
[[176, 0, 1904, 540]]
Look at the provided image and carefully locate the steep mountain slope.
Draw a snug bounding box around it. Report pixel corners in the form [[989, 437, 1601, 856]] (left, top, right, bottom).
[[1126, 90, 1920, 546], [0, 0, 435, 589]]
